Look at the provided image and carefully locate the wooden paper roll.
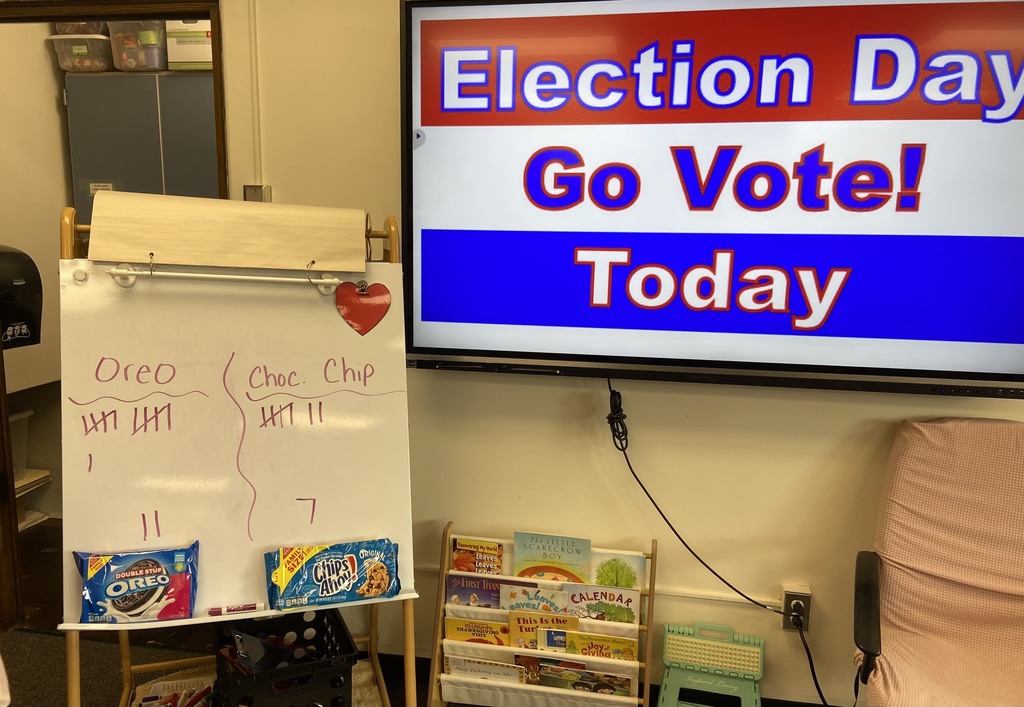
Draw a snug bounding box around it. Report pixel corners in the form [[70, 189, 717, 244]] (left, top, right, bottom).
[[88, 190, 368, 272]]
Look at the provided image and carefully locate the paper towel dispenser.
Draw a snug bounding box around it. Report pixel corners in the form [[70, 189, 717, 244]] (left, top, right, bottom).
[[0, 246, 42, 349]]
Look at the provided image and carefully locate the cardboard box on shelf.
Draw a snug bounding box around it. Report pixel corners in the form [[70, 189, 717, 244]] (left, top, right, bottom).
[[166, 20, 212, 70]]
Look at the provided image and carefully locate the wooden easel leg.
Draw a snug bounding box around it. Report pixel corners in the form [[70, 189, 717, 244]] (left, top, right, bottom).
[[368, 604, 391, 707], [404, 598, 417, 707], [118, 630, 133, 707], [66, 630, 81, 707]]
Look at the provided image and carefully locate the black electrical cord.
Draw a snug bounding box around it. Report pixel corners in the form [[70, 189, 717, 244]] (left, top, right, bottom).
[[605, 379, 833, 706], [607, 384, 629, 452], [794, 615, 831, 706], [605, 379, 783, 615]]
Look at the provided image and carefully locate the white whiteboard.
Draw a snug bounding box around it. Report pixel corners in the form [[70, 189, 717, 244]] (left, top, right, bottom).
[[58, 259, 416, 629]]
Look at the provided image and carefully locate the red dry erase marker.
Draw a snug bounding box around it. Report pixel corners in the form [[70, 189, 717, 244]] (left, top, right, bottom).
[[207, 602, 265, 616]]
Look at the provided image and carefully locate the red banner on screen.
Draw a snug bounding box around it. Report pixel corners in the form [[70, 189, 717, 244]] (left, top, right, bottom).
[[419, 2, 1024, 126]]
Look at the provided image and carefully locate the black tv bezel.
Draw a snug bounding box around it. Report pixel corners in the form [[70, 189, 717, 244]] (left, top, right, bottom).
[[398, 0, 1024, 399]]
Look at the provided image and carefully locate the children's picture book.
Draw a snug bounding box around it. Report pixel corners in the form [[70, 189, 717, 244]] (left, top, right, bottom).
[[444, 617, 511, 645], [567, 584, 640, 624], [507, 610, 578, 649], [536, 628, 568, 652], [444, 655, 525, 683], [451, 536, 504, 574], [538, 659, 633, 696], [446, 573, 535, 608], [591, 550, 646, 589], [539, 656, 586, 673], [563, 630, 639, 661], [513, 654, 542, 685], [513, 531, 591, 583], [500, 585, 569, 613]]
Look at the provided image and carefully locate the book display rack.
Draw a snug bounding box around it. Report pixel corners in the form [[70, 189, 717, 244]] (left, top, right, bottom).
[[428, 521, 658, 707]]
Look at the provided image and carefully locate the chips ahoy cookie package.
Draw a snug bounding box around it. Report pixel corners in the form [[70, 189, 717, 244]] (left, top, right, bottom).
[[74, 540, 199, 623], [265, 538, 400, 611]]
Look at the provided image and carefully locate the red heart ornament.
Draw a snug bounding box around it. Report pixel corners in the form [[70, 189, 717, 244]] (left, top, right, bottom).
[[335, 281, 391, 335]]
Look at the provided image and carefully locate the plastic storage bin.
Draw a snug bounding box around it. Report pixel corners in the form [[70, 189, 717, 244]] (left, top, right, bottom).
[[214, 609, 358, 707], [54, 21, 106, 35], [48, 35, 113, 72], [108, 20, 167, 71]]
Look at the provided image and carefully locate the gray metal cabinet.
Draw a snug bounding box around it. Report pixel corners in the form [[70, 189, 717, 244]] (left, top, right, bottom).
[[65, 72, 218, 222]]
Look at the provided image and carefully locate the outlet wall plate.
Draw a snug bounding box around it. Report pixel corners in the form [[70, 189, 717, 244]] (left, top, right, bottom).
[[243, 184, 272, 202], [781, 583, 812, 631]]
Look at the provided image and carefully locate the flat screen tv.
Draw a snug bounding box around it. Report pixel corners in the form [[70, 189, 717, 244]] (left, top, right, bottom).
[[401, 0, 1024, 398]]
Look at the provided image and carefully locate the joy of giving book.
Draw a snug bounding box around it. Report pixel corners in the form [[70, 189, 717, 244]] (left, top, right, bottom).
[[567, 585, 641, 623], [564, 630, 639, 661], [508, 610, 578, 649], [513, 531, 591, 583]]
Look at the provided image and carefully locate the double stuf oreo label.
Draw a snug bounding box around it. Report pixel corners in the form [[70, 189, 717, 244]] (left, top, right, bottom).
[[106, 558, 171, 616], [76, 540, 199, 623]]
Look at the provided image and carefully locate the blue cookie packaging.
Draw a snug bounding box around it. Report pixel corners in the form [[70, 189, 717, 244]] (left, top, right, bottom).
[[74, 540, 199, 623], [264, 538, 400, 611]]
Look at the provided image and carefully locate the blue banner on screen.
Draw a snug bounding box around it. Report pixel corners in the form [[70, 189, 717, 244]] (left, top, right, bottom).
[[420, 229, 1024, 345]]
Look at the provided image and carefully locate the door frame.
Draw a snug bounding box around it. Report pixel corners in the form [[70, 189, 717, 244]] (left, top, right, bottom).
[[0, 347, 18, 630], [0, 1, 227, 202]]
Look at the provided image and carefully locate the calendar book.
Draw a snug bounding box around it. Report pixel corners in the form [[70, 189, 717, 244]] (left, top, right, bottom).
[[567, 584, 640, 623]]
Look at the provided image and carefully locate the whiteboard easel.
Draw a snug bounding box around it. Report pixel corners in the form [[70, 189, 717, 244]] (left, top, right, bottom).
[[58, 207, 416, 707]]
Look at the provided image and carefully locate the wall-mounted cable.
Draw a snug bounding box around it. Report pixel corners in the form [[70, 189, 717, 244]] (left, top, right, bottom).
[[605, 379, 834, 706]]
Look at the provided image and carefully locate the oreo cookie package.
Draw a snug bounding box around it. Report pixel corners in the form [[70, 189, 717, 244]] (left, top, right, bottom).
[[74, 541, 199, 623]]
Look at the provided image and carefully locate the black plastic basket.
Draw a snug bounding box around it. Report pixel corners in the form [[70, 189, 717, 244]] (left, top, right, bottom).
[[213, 609, 358, 707]]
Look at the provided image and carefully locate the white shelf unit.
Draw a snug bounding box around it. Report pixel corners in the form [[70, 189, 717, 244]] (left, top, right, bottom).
[[16, 467, 52, 531], [9, 410, 50, 532], [428, 522, 658, 707]]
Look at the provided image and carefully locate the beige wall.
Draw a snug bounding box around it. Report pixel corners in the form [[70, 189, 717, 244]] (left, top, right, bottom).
[[219, 0, 401, 224], [0, 23, 69, 393]]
